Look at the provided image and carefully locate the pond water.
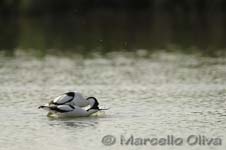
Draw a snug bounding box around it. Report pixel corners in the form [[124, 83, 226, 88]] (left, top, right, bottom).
[[1, 11, 226, 150], [0, 50, 225, 150], [1, 11, 226, 54]]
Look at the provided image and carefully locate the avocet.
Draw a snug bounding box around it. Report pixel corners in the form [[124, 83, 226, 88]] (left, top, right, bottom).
[[44, 91, 90, 108], [39, 97, 108, 117]]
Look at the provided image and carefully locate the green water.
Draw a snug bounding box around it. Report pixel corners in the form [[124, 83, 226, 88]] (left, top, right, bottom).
[[1, 12, 226, 56]]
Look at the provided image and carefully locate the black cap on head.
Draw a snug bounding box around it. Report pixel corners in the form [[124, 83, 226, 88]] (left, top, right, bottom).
[[87, 97, 99, 110]]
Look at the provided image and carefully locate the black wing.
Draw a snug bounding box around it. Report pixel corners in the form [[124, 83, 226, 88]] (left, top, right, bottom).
[[49, 104, 75, 113]]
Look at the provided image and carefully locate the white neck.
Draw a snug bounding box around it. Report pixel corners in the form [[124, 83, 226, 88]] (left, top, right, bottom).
[[88, 99, 95, 107]]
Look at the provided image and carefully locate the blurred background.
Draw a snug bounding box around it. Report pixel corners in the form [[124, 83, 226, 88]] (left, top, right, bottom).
[[1, 1, 226, 150], [0, 0, 226, 56]]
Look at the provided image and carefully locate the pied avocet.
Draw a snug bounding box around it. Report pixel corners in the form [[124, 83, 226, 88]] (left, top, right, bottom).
[[43, 91, 90, 108], [39, 97, 108, 117]]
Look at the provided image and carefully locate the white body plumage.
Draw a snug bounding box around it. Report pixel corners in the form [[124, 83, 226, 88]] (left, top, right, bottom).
[[42, 104, 99, 117]]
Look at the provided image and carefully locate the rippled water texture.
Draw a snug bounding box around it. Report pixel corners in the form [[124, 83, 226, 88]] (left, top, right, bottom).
[[0, 51, 225, 150]]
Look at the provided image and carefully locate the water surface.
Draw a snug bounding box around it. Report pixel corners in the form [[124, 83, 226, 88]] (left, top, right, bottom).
[[0, 50, 225, 150]]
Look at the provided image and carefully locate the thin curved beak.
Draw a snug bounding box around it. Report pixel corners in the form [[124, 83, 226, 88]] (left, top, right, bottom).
[[98, 108, 109, 111]]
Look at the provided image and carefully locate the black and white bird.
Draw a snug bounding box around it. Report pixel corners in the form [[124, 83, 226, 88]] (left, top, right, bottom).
[[39, 97, 107, 117], [43, 91, 90, 108]]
